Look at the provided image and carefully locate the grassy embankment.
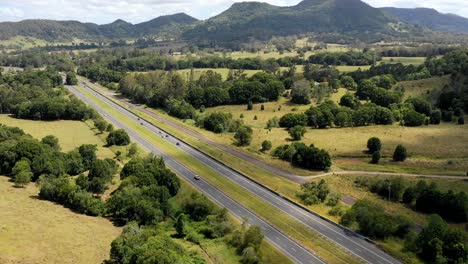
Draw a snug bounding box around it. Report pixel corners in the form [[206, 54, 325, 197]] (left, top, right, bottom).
[[75, 84, 363, 264]]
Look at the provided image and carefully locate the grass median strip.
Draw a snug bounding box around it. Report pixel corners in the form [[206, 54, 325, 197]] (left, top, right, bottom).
[[74, 85, 362, 264]]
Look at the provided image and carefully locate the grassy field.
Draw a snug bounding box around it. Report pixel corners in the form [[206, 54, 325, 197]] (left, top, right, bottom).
[[394, 75, 451, 102], [0, 115, 114, 159], [381, 57, 426, 65], [0, 176, 121, 264], [75, 84, 362, 264]]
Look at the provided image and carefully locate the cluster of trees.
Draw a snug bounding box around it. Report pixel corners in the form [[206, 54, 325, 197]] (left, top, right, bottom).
[[296, 179, 330, 205], [0, 69, 95, 121], [0, 51, 75, 71], [109, 223, 205, 264], [308, 51, 379, 66], [273, 142, 331, 171], [341, 199, 412, 239], [406, 214, 467, 263], [361, 177, 467, 223], [107, 155, 181, 225], [278, 100, 395, 130]]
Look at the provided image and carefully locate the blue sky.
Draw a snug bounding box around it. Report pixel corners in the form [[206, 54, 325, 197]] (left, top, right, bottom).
[[0, 0, 467, 24]]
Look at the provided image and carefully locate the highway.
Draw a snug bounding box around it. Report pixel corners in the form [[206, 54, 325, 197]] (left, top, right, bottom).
[[68, 82, 401, 264]]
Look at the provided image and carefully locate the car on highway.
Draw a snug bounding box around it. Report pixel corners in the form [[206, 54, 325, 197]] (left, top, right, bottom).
[[194, 175, 201, 180], [176, 142, 180, 146]]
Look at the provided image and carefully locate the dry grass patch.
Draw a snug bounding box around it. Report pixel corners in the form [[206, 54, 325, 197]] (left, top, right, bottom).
[[0, 176, 121, 264]]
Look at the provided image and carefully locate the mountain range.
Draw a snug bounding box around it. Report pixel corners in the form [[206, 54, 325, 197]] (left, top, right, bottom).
[[0, 13, 198, 42], [0, 0, 467, 46], [381, 7, 468, 33]]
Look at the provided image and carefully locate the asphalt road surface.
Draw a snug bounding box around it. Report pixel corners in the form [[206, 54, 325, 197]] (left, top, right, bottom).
[[68, 83, 401, 264]]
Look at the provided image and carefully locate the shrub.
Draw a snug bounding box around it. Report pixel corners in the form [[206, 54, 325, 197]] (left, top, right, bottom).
[[367, 137, 381, 153], [289, 125, 306, 141], [297, 180, 330, 205], [403, 110, 425, 127], [247, 101, 253, 110], [326, 193, 341, 206], [260, 105, 265, 111], [371, 151, 381, 164], [458, 116, 465, 125], [106, 129, 130, 146], [430, 110, 441, 124], [442, 110, 453, 122], [261, 140, 272, 152], [266, 117, 279, 129], [279, 113, 307, 128], [202, 112, 232, 133], [393, 145, 407, 162]]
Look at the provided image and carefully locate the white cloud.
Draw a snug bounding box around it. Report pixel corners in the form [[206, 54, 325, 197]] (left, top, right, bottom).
[[0, 0, 466, 24]]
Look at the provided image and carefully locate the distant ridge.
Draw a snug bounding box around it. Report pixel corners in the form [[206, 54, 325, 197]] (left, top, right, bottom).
[[381, 7, 468, 33], [0, 13, 199, 41]]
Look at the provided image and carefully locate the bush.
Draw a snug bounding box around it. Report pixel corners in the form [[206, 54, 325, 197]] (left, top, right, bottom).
[[261, 140, 272, 152], [403, 110, 425, 127], [442, 110, 453, 122], [106, 129, 130, 146], [279, 113, 307, 128], [430, 110, 441, 124], [367, 137, 382, 153], [393, 145, 407, 162], [458, 116, 465, 125], [247, 101, 253, 110], [297, 179, 330, 205], [371, 151, 381, 164], [260, 105, 265, 111], [266, 117, 279, 129], [289, 125, 306, 141], [328, 205, 346, 216], [326, 193, 341, 206], [202, 112, 232, 133]]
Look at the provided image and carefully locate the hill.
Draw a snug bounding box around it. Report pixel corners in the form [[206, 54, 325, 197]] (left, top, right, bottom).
[[183, 0, 414, 46], [0, 13, 198, 41], [381, 7, 468, 33]]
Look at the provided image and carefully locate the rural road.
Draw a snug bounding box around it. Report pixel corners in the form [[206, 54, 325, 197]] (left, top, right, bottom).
[[81, 78, 468, 183], [69, 82, 402, 264]]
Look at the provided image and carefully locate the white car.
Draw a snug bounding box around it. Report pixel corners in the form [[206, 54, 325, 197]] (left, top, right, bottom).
[[194, 175, 201, 180]]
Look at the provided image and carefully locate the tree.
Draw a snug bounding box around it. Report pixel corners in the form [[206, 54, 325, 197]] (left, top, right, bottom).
[[12, 159, 32, 187], [106, 123, 114, 132], [107, 129, 130, 146], [65, 71, 78, 85], [41, 135, 60, 151], [175, 213, 187, 237], [94, 119, 108, 134], [234, 126, 253, 146], [367, 137, 382, 153], [339, 93, 360, 109], [291, 79, 311, 104], [78, 144, 97, 170], [261, 140, 272, 152], [393, 145, 407, 162], [247, 101, 253, 111], [371, 151, 381, 164], [128, 143, 138, 157], [458, 116, 465, 125], [289, 125, 306, 141]]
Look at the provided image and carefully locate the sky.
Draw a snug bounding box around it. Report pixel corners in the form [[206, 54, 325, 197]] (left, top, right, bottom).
[[0, 0, 467, 24]]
